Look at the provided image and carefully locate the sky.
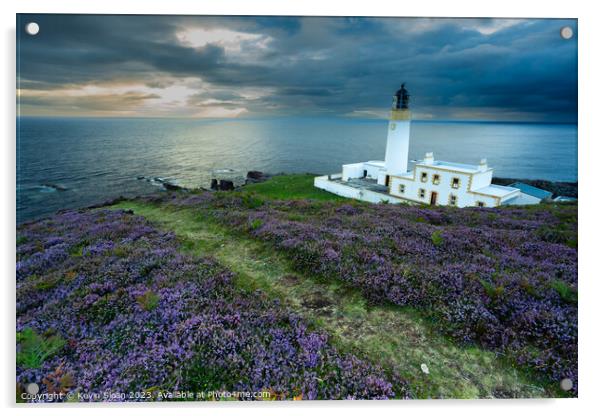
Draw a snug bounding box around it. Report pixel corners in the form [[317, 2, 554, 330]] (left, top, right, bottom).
[[17, 14, 578, 122]]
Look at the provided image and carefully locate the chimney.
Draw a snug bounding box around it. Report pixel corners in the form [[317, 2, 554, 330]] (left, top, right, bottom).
[[478, 158, 488, 172], [423, 152, 434, 165]]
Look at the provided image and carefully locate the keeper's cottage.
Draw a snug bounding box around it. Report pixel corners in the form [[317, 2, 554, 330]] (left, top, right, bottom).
[[314, 84, 527, 208]]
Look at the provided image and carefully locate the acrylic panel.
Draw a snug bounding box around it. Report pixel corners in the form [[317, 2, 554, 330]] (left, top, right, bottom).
[[16, 14, 578, 402]]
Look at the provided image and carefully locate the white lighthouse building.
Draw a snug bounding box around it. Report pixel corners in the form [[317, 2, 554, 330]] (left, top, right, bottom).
[[314, 84, 529, 208]]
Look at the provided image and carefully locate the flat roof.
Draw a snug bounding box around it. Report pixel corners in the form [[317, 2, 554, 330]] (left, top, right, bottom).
[[416, 159, 484, 174], [364, 160, 385, 166], [473, 184, 520, 197], [509, 182, 553, 199]]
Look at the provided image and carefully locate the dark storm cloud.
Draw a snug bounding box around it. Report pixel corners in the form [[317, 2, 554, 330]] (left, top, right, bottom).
[[16, 14, 577, 121], [17, 15, 227, 87]]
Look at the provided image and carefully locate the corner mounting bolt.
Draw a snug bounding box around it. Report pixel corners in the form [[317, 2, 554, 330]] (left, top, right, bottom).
[[25, 22, 40, 36]]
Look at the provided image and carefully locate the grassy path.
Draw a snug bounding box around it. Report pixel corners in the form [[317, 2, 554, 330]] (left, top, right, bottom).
[[113, 200, 552, 399]]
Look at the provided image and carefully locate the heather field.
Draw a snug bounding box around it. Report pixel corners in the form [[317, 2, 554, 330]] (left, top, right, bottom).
[[16, 174, 578, 400], [132, 174, 577, 396], [16, 209, 403, 402], [205, 194, 578, 394]]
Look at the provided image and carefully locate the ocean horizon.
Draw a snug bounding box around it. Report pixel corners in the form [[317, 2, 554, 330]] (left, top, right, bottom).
[[17, 116, 578, 223]]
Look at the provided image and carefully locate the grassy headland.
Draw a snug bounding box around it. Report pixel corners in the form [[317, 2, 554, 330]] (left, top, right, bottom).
[[241, 173, 345, 201], [16, 174, 576, 400], [111, 174, 576, 398]]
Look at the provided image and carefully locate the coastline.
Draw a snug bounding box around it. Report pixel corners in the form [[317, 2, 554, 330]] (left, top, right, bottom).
[[16, 172, 578, 226]]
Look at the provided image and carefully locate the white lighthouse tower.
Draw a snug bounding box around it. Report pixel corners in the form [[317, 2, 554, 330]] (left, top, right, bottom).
[[384, 83, 411, 176]]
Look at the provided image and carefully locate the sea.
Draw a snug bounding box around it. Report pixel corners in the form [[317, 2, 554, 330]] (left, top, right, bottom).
[[16, 117, 578, 224]]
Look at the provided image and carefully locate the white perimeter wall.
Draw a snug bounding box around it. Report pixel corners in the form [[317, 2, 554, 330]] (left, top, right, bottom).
[[342, 163, 364, 181], [364, 163, 383, 179], [314, 175, 403, 204], [342, 162, 384, 181]]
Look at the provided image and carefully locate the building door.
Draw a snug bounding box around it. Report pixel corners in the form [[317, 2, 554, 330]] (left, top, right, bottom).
[[385, 175, 390, 187], [430, 191, 438, 205]]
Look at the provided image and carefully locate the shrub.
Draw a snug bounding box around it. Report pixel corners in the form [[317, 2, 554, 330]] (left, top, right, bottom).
[[68, 241, 86, 257], [17, 328, 65, 369], [250, 218, 263, 231], [480, 279, 504, 300], [430, 230, 444, 246], [241, 193, 264, 209], [136, 290, 160, 311], [550, 280, 577, 304], [33, 274, 62, 291]]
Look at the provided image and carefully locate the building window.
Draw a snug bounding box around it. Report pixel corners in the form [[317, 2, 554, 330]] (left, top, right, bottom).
[[398, 184, 405, 194], [449, 194, 458, 206], [432, 174, 440, 185], [420, 172, 428, 182], [476, 201, 485, 208], [419, 188, 426, 199], [451, 177, 460, 189]]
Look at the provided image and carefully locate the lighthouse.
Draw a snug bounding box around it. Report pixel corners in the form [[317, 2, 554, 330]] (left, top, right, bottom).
[[384, 83, 411, 175], [315, 83, 527, 207]]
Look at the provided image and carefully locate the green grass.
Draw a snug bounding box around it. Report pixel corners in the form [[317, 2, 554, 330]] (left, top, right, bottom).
[[238, 174, 345, 201], [111, 196, 559, 399]]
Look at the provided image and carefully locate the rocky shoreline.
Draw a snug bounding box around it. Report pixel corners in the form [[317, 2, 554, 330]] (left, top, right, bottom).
[[39, 172, 576, 225], [34, 172, 577, 198], [174, 171, 578, 200]]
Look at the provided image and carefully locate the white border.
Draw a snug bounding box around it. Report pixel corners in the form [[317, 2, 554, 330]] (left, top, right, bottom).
[[2, 1, 600, 415]]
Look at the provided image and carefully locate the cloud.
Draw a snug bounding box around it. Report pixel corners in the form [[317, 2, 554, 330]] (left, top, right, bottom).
[[16, 14, 577, 121], [175, 27, 273, 59], [18, 89, 161, 116]]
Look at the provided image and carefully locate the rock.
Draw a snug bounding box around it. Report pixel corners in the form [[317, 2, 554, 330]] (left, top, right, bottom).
[[280, 274, 300, 286], [246, 170, 271, 184], [420, 363, 430, 374], [41, 183, 68, 191], [162, 182, 184, 191], [301, 292, 333, 309], [246, 170, 264, 180], [210, 179, 218, 190], [218, 180, 234, 191]]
